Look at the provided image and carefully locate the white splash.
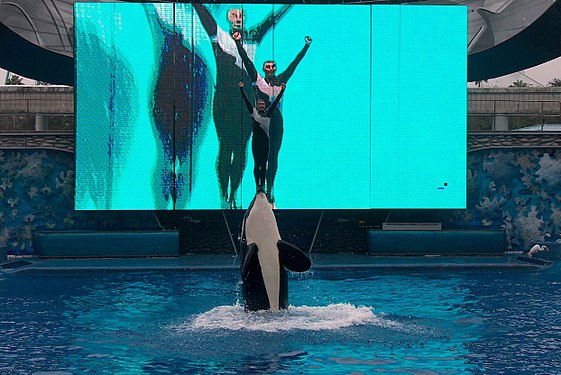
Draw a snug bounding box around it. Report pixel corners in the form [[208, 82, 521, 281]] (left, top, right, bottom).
[[177, 304, 400, 333]]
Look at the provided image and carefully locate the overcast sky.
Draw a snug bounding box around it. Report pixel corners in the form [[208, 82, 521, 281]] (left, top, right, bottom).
[[524, 57, 561, 86]]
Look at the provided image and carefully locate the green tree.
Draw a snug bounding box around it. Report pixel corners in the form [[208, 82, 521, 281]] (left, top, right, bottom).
[[547, 77, 561, 87], [5, 74, 24, 85], [509, 80, 528, 87]]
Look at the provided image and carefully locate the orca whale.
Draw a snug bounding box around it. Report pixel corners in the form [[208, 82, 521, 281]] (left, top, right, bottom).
[[240, 191, 311, 312]]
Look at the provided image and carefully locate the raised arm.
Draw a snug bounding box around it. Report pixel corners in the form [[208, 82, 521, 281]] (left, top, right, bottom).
[[239, 82, 254, 114], [248, 4, 292, 43], [143, 4, 167, 35], [277, 36, 312, 84], [265, 83, 286, 117], [233, 35, 259, 82], [193, 3, 217, 37]]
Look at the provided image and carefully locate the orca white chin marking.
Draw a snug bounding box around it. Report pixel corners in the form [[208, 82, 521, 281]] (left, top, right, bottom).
[[240, 192, 311, 312], [245, 192, 281, 310]]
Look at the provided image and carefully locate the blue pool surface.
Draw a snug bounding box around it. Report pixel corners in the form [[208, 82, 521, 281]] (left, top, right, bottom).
[[1, 256, 560, 373]]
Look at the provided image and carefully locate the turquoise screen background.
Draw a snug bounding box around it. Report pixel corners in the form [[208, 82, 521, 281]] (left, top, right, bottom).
[[75, 3, 466, 210], [371, 6, 467, 208]]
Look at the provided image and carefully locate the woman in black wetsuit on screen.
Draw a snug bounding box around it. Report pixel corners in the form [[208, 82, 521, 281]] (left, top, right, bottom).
[[233, 32, 311, 204], [193, 4, 291, 208], [238, 81, 285, 192]]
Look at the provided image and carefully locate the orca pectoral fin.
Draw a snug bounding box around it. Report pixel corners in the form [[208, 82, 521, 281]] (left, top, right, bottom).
[[242, 243, 258, 281], [278, 240, 311, 272]]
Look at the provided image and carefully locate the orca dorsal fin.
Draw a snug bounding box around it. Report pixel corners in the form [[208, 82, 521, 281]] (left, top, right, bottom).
[[277, 240, 311, 272]]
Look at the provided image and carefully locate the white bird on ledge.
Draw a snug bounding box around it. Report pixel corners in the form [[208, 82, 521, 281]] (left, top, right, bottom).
[[528, 244, 549, 258]]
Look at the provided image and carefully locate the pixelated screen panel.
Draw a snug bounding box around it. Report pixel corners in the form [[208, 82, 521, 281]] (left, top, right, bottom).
[[75, 3, 466, 210], [371, 6, 467, 209]]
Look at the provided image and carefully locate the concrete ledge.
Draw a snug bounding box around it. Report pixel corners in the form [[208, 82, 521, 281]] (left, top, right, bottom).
[[4, 253, 547, 273], [382, 222, 441, 231], [33, 230, 179, 258], [367, 229, 505, 255]]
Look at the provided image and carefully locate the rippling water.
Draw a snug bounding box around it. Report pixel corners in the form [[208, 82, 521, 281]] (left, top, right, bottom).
[[1, 265, 560, 373]]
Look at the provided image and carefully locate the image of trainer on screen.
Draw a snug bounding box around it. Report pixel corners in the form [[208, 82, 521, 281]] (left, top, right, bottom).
[[239, 81, 285, 193], [233, 32, 312, 204], [193, 4, 291, 209]]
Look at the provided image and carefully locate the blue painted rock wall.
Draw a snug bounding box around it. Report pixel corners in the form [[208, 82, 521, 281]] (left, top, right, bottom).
[[0, 150, 159, 255], [0, 148, 559, 255]]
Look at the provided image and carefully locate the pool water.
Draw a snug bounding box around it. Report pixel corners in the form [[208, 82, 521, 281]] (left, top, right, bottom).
[[1, 265, 560, 374]]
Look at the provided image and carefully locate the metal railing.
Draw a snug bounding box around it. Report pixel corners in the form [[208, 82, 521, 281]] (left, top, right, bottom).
[[0, 98, 73, 114], [0, 114, 74, 132], [2, 97, 561, 133], [468, 99, 561, 131], [0, 98, 74, 132]]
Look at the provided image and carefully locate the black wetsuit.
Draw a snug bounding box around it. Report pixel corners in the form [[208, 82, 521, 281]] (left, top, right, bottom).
[[235, 38, 310, 201], [240, 85, 285, 191], [193, 4, 291, 207]]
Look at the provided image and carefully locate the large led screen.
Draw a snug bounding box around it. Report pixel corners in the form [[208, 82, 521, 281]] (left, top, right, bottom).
[[75, 3, 467, 210]]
